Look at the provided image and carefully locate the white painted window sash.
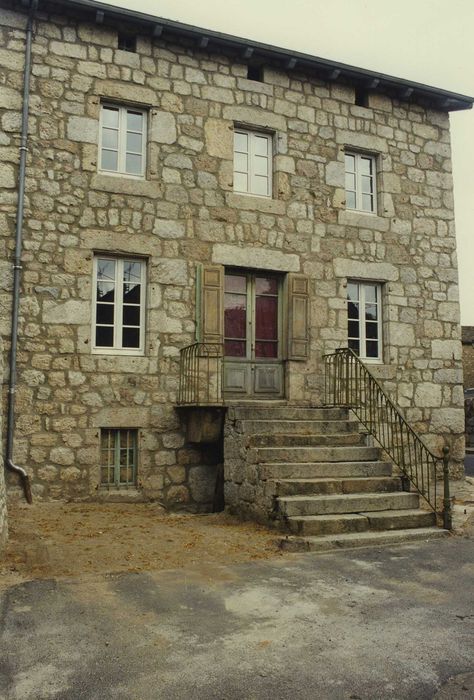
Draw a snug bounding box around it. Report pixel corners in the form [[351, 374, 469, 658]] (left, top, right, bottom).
[[99, 104, 147, 178], [234, 129, 272, 197], [345, 152, 377, 213], [348, 281, 382, 362], [92, 257, 146, 355]]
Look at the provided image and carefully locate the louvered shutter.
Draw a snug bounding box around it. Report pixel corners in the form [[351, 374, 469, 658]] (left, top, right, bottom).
[[287, 274, 310, 360], [197, 264, 224, 345]]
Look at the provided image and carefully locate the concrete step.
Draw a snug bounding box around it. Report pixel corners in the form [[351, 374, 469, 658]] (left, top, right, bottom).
[[277, 491, 420, 517], [231, 406, 349, 421], [274, 476, 401, 496], [238, 419, 358, 435], [260, 461, 393, 480], [278, 527, 448, 553], [248, 433, 366, 448], [286, 508, 436, 536], [252, 445, 381, 463]]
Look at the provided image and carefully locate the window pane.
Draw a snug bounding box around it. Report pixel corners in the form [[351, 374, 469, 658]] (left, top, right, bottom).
[[253, 155, 268, 177], [255, 341, 278, 358], [123, 282, 141, 304], [122, 327, 140, 348], [364, 285, 377, 303], [362, 194, 373, 211], [360, 157, 372, 175], [347, 283, 359, 303], [123, 261, 142, 283], [365, 304, 377, 321], [224, 340, 246, 357], [234, 131, 248, 153], [225, 275, 246, 294], [366, 322, 378, 339], [102, 128, 118, 149], [348, 301, 359, 320], [234, 172, 248, 193], [252, 175, 269, 196], [345, 154, 355, 172], [256, 277, 278, 295], [123, 305, 140, 326], [126, 153, 143, 175], [253, 135, 269, 157], [101, 149, 118, 171], [97, 282, 115, 302], [366, 340, 379, 358], [97, 259, 116, 281], [102, 106, 119, 128], [96, 304, 114, 325], [361, 175, 373, 194], [126, 131, 142, 153], [345, 173, 356, 190], [96, 326, 114, 347], [256, 296, 278, 341], [127, 111, 143, 132], [234, 152, 248, 173], [346, 190, 356, 209], [348, 320, 360, 338], [348, 338, 360, 355]]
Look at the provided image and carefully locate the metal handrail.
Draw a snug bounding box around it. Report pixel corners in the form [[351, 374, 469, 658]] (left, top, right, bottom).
[[323, 348, 452, 529], [178, 342, 224, 406]]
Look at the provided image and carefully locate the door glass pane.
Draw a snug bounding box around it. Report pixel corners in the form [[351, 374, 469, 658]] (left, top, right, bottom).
[[256, 296, 278, 341], [348, 320, 360, 339], [224, 340, 246, 357], [365, 303, 377, 321], [224, 294, 246, 339], [123, 305, 140, 326], [366, 322, 378, 339], [348, 338, 360, 355], [347, 301, 359, 320], [366, 340, 379, 358], [96, 304, 114, 325], [255, 341, 278, 358], [256, 277, 278, 295], [122, 327, 140, 348], [96, 326, 114, 347], [225, 275, 246, 294]]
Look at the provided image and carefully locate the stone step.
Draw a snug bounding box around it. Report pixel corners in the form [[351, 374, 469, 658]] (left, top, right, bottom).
[[252, 445, 381, 463], [238, 419, 358, 435], [230, 406, 349, 421], [286, 509, 436, 536], [278, 527, 448, 553], [260, 461, 393, 480], [274, 476, 401, 496], [248, 433, 366, 448], [277, 491, 419, 517]]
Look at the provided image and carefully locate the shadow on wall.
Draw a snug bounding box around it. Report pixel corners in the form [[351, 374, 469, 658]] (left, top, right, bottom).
[[466, 398, 474, 449]]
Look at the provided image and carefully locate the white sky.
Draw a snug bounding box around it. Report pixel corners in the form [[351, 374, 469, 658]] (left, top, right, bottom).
[[100, 0, 474, 324]]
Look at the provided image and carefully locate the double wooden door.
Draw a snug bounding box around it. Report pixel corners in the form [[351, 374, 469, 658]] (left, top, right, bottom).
[[223, 271, 284, 397]]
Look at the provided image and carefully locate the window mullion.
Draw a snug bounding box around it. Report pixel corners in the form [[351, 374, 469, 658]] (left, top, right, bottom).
[[249, 133, 255, 195], [116, 260, 123, 349], [118, 108, 125, 174]]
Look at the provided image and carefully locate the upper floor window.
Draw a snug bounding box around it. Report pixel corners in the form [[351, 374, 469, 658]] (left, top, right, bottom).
[[93, 256, 146, 355], [233, 129, 272, 198], [347, 281, 382, 362], [345, 152, 376, 213], [99, 104, 146, 178]]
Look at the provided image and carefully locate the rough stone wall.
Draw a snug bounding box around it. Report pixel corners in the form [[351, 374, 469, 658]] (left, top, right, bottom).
[[0, 335, 8, 547], [0, 1, 465, 507], [462, 343, 474, 389]]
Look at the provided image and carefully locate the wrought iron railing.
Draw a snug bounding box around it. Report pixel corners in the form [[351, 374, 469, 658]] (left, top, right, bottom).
[[178, 342, 224, 406], [324, 348, 452, 529]]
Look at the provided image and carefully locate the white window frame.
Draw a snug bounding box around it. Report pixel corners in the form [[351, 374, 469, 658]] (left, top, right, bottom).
[[99, 103, 147, 178], [345, 151, 377, 214], [347, 280, 383, 363], [233, 128, 273, 198], [92, 256, 146, 356]]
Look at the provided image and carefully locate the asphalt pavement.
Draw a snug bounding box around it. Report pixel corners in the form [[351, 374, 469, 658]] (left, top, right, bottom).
[[1, 528, 473, 700]]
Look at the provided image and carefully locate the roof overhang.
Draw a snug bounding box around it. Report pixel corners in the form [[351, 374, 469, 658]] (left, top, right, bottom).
[[23, 0, 474, 112]]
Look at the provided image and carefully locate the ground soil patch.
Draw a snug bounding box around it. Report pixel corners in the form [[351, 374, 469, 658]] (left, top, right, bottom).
[[0, 501, 283, 588]]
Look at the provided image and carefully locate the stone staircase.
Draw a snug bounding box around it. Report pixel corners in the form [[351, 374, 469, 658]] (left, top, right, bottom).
[[225, 405, 448, 552]]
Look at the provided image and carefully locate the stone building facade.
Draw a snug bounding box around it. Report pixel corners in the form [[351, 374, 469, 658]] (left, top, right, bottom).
[[462, 326, 474, 389], [0, 336, 7, 547], [1, 0, 470, 510]]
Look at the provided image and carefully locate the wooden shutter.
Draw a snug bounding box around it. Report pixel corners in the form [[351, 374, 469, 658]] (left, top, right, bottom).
[[287, 273, 310, 360], [197, 264, 224, 344]]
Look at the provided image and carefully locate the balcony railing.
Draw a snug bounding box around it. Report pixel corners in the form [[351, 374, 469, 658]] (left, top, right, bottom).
[[324, 348, 452, 529], [178, 342, 224, 406]]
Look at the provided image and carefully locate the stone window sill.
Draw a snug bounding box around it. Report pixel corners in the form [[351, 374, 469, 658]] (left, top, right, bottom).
[[91, 173, 162, 198], [338, 208, 389, 232], [226, 191, 285, 215]]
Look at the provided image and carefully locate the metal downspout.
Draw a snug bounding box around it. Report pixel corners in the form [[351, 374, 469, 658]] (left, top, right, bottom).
[[5, 1, 37, 504]]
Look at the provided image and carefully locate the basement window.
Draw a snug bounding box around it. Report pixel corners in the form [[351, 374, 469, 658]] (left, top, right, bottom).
[[118, 33, 137, 52], [247, 65, 264, 82], [100, 429, 138, 487]]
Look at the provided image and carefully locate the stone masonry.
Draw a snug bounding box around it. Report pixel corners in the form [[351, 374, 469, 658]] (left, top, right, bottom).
[[0, 0, 466, 510], [0, 335, 7, 547], [462, 327, 474, 447]]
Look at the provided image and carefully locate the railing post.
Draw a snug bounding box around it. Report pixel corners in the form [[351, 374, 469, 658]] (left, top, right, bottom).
[[442, 445, 452, 531]]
